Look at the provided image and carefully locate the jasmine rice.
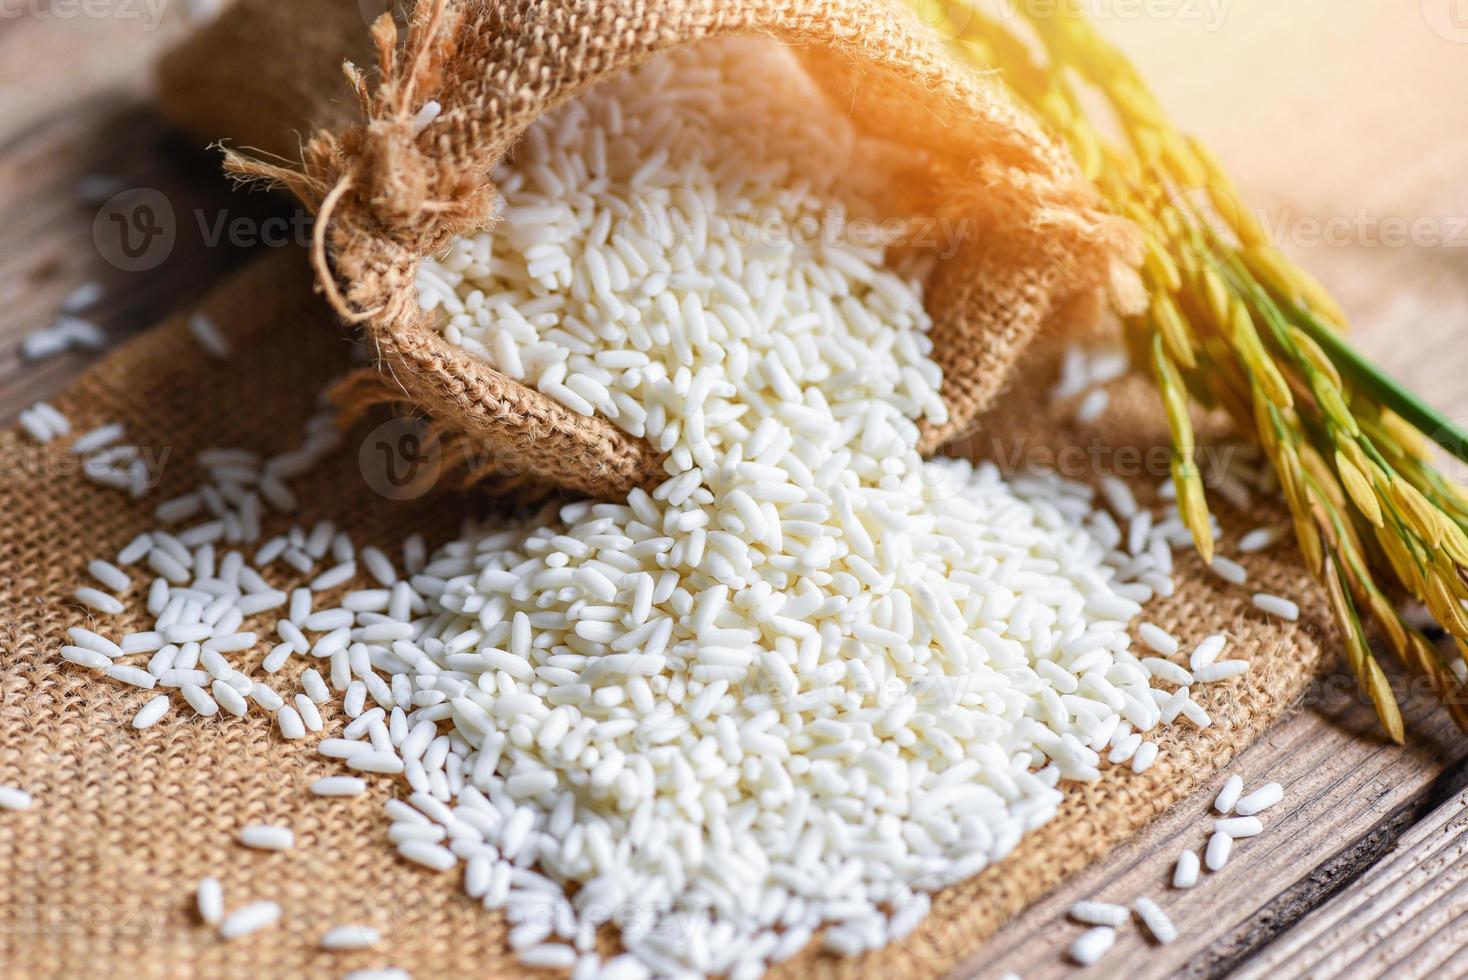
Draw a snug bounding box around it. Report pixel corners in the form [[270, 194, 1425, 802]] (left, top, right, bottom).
[[56, 38, 1218, 979], [404, 37, 1192, 974]]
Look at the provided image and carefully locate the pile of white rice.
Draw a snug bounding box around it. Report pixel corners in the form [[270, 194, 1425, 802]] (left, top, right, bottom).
[[50, 38, 1236, 980]]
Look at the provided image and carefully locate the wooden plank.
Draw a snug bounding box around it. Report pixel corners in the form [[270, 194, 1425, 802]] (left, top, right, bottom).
[[1232, 781, 1468, 980], [965, 673, 1468, 979], [0, 9, 295, 421], [1, 3, 1467, 978]]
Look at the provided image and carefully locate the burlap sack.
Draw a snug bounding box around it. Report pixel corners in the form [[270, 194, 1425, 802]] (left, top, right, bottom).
[[156, 0, 1142, 498], [0, 248, 1328, 978]]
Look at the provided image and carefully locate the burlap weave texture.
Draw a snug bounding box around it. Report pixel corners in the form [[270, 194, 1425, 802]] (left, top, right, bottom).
[[0, 250, 1327, 978]]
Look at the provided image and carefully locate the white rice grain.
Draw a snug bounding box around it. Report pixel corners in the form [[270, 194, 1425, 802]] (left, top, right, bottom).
[[1235, 782, 1284, 816], [1138, 622, 1178, 656], [213, 680, 249, 717], [72, 423, 125, 454], [321, 924, 382, 950], [397, 840, 456, 871], [1205, 831, 1233, 871], [1237, 526, 1283, 553], [1215, 773, 1244, 814], [1069, 900, 1129, 927], [411, 100, 442, 137], [61, 646, 111, 670], [1209, 555, 1248, 585], [1252, 593, 1300, 622], [196, 877, 224, 924], [67, 626, 123, 659], [239, 824, 294, 851], [276, 706, 306, 740], [311, 776, 367, 797], [1214, 815, 1264, 838], [1075, 389, 1109, 424], [1172, 849, 1200, 889], [0, 786, 34, 811], [218, 901, 280, 940], [1194, 660, 1250, 683], [32, 401, 71, 437], [132, 695, 171, 730], [74, 587, 124, 615], [295, 694, 324, 733], [181, 683, 219, 717], [105, 664, 156, 689], [188, 312, 232, 360], [87, 559, 131, 592], [1131, 741, 1159, 773], [1189, 634, 1228, 672], [1069, 926, 1116, 966], [1134, 897, 1177, 945]]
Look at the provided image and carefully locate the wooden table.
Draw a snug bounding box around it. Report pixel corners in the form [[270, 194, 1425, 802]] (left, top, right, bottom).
[[3, 3, 1467, 978]]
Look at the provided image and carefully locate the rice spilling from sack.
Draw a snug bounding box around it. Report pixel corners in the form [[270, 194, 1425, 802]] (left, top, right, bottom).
[[407, 39, 1184, 973], [53, 39, 1214, 979]]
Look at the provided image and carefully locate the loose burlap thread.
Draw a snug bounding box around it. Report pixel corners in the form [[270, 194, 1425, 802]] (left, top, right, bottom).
[[157, 0, 1143, 498], [0, 248, 1328, 978]]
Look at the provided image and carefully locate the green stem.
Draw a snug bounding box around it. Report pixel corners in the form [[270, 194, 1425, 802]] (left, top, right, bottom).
[[1291, 306, 1468, 465]]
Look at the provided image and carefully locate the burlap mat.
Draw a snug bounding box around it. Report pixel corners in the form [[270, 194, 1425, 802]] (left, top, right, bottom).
[[157, 0, 1142, 499], [0, 248, 1328, 978]]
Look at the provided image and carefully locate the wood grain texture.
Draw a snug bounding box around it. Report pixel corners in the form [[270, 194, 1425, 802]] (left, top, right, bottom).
[[0, 4, 296, 422], [967, 671, 1468, 979], [1, 2, 1467, 978], [1232, 778, 1468, 980]]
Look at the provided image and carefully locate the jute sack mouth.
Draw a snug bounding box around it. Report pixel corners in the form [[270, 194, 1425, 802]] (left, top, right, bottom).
[[0, 248, 1330, 978], [159, 0, 1142, 499]]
